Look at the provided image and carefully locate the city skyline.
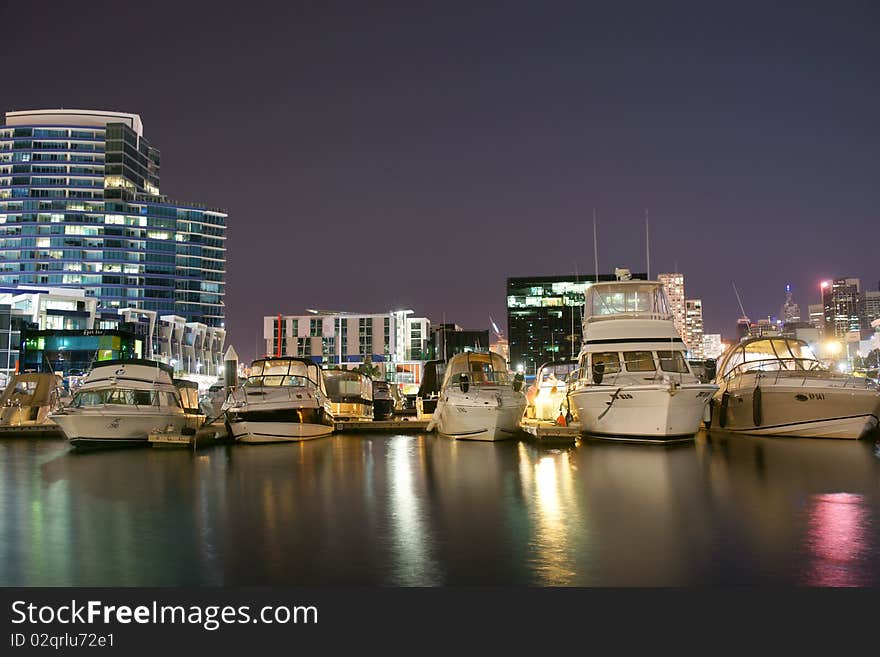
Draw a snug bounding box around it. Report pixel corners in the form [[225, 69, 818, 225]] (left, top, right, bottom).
[[3, 2, 878, 362]]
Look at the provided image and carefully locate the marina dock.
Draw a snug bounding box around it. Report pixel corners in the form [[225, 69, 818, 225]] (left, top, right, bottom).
[[334, 418, 430, 432], [521, 419, 581, 443]]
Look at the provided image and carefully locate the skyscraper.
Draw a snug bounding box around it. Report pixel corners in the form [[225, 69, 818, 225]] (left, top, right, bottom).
[[822, 278, 866, 338], [780, 283, 801, 324], [0, 109, 226, 326], [657, 273, 686, 343], [685, 299, 704, 358]]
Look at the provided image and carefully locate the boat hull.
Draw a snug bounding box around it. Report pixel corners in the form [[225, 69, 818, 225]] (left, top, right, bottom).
[[226, 407, 333, 443], [433, 390, 527, 441], [50, 411, 188, 449], [711, 384, 880, 439], [569, 384, 715, 441]]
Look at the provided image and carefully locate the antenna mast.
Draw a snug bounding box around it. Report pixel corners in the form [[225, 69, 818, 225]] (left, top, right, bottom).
[[645, 209, 651, 280], [592, 208, 599, 282], [732, 282, 748, 318]]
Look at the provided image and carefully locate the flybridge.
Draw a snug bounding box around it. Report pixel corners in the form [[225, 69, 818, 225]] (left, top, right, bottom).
[[584, 280, 672, 322]]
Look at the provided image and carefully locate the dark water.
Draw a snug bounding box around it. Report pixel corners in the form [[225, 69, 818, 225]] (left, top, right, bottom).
[[2, 431, 880, 586]]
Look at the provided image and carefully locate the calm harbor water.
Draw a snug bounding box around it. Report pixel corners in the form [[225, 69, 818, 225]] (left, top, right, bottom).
[[1, 431, 879, 586]]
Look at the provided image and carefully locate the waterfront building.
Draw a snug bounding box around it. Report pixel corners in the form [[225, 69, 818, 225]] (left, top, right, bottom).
[[264, 309, 430, 389], [685, 299, 704, 358], [822, 278, 867, 339], [428, 323, 489, 360], [0, 303, 26, 387], [0, 285, 225, 381], [702, 333, 724, 359], [657, 273, 687, 343], [506, 272, 647, 375], [780, 283, 801, 324], [0, 109, 226, 327]]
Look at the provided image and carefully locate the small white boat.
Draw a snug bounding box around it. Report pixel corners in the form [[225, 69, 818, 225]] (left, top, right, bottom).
[[324, 369, 374, 422], [174, 379, 207, 432], [710, 336, 880, 439], [372, 380, 395, 420], [428, 351, 527, 441], [49, 359, 188, 448], [567, 271, 717, 442], [0, 372, 65, 436], [525, 360, 579, 422], [225, 357, 333, 443]]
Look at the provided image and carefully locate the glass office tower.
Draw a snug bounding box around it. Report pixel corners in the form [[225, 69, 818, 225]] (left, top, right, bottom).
[[0, 109, 226, 326]]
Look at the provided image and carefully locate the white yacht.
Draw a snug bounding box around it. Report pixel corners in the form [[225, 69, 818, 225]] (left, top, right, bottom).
[[224, 357, 333, 442], [427, 351, 527, 441], [0, 372, 65, 436], [49, 359, 187, 448], [323, 369, 374, 422], [710, 336, 880, 439], [567, 271, 717, 442]]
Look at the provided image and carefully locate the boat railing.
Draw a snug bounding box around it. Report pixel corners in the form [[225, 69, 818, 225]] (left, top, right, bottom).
[[584, 311, 673, 323], [730, 360, 872, 390], [724, 358, 825, 382]]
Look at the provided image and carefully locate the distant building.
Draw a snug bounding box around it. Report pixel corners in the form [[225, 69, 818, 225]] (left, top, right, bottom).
[[428, 324, 489, 360], [736, 316, 752, 340], [808, 303, 825, 335], [822, 278, 867, 338], [685, 299, 704, 358], [657, 273, 687, 343], [263, 309, 430, 388], [780, 283, 801, 324], [702, 334, 723, 359], [864, 290, 880, 324], [490, 336, 510, 363], [507, 272, 647, 374]]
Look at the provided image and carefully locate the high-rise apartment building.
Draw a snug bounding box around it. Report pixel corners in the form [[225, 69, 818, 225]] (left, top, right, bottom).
[[702, 333, 723, 359], [0, 109, 226, 326], [864, 290, 880, 324], [822, 278, 866, 338], [685, 299, 704, 358], [657, 273, 686, 343]]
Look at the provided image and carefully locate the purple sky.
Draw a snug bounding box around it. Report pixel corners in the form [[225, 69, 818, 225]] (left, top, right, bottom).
[[3, 1, 878, 362]]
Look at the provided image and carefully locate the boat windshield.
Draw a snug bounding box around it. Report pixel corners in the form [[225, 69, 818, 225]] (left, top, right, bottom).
[[584, 283, 671, 321], [719, 338, 823, 378], [324, 371, 372, 401], [537, 362, 578, 386], [246, 359, 319, 387], [72, 389, 181, 407], [443, 352, 511, 386]]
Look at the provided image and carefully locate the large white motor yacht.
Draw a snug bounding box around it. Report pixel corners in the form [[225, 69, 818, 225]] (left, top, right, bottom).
[[49, 359, 188, 448], [225, 357, 333, 442], [710, 336, 880, 439], [427, 351, 527, 441], [567, 271, 717, 442]]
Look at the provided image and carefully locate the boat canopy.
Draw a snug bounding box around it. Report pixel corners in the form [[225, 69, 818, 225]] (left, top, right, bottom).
[[441, 351, 510, 387], [417, 360, 446, 397], [717, 337, 822, 379], [247, 357, 323, 389], [0, 373, 62, 408], [584, 281, 671, 321], [323, 369, 373, 402]]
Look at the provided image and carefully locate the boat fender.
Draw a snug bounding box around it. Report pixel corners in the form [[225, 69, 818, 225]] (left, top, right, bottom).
[[752, 386, 763, 427], [719, 392, 729, 428]]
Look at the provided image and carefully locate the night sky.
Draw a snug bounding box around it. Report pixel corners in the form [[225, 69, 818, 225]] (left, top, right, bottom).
[[3, 1, 878, 361]]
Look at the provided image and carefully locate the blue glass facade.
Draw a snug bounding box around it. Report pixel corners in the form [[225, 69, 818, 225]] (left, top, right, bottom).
[[0, 110, 226, 327]]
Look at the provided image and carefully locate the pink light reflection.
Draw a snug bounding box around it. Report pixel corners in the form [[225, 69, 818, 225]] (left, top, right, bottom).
[[804, 493, 870, 587]]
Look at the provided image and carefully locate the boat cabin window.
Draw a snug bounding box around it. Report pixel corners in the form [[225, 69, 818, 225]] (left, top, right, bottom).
[[623, 351, 656, 372], [585, 283, 670, 319], [72, 389, 167, 406], [13, 381, 38, 395], [657, 351, 689, 373], [591, 352, 620, 375]]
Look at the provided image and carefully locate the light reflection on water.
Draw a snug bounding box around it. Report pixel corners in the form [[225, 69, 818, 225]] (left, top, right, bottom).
[[0, 431, 879, 586]]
